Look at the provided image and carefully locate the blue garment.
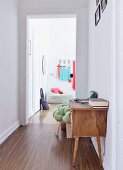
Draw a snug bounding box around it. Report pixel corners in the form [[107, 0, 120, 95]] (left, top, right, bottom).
[[60, 67, 71, 81]]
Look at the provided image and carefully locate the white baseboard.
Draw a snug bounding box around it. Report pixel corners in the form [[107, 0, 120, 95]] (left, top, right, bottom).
[[0, 121, 20, 145], [20, 119, 28, 126], [91, 137, 112, 170], [103, 155, 112, 170]]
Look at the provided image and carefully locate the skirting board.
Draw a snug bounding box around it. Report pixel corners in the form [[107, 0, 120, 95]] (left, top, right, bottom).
[[0, 121, 20, 145], [103, 155, 112, 170], [91, 138, 112, 170]]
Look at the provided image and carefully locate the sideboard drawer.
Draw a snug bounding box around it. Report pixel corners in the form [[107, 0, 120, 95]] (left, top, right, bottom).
[[72, 110, 107, 137]]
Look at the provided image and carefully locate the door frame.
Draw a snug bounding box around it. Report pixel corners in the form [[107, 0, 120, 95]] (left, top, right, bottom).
[[19, 8, 89, 126]]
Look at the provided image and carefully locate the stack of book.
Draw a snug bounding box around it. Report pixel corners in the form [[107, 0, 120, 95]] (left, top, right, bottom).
[[89, 98, 109, 108]]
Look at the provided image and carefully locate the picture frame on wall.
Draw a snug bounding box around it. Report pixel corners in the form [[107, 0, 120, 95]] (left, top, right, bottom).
[[95, 4, 101, 26], [101, 0, 107, 12], [96, 0, 99, 6]]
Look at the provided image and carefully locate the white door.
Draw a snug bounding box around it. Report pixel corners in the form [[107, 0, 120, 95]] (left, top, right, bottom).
[[28, 21, 33, 118], [32, 25, 41, 114], [40, 55, 47, 96], [28, 20, 48, 118], [39, 21, 49, 96]]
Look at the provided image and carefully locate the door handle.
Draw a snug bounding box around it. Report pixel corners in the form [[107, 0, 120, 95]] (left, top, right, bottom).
[[29, 40, 31, 55], [42, 55, 45, 75]]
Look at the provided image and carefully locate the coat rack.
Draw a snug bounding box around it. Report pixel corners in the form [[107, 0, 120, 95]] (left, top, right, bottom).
[[58, 59, 71, 67]]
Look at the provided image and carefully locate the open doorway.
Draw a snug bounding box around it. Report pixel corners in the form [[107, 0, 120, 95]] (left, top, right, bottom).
[[27, 16, 77, 120]]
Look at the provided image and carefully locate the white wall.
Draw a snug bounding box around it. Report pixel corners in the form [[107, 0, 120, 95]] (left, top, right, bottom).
[[19, 0, 89, 124], [116, 0, 123, 169], [19, 0, 88, 10], [89, 0, 116, 169], [0, 0, 19, 144]]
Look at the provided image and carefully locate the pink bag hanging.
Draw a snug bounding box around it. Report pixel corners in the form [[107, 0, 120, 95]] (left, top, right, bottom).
[[72, 60, 76, 90]]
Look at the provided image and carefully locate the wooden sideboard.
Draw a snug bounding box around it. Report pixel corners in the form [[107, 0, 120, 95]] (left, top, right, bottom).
[[66, 101, 108, 167]]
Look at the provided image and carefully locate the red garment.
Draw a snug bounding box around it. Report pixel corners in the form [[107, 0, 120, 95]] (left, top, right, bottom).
[[56, 64, 60, 79], [72, 61, 76, 90], [51, 88, 64, 94]]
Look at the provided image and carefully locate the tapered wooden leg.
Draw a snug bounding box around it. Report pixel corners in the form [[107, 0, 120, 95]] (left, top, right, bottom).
[[55, 122, 61, 136], [73, 137, 79, 166], [97, 136, 102, 166]]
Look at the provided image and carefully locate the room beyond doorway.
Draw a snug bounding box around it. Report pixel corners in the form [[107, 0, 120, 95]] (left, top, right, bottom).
[[27, 16, 77, 119]]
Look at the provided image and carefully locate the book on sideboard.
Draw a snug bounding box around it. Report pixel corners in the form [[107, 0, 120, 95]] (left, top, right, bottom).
[[89, 98, 109, 107], [89, 104, 109, 109]]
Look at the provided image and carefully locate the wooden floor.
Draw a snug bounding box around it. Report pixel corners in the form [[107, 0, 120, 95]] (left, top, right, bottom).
[[29, 104, 59, 124], [0, 105, 104, 170]]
